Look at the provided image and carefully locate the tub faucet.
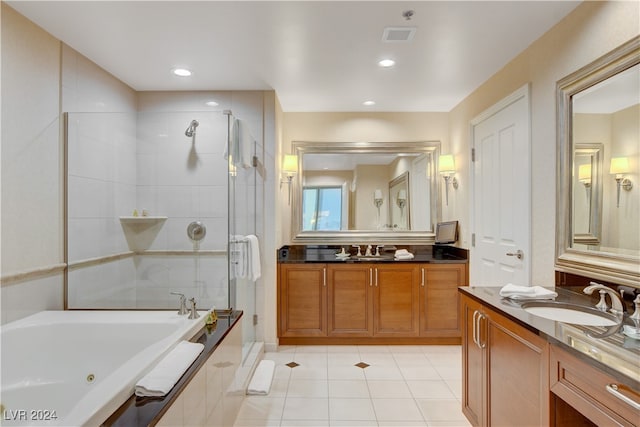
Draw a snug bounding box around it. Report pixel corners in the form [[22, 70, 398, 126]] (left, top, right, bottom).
[[170, 292, 188, 315], [583, 282, 624, 315], [188, 297, 200, 319]]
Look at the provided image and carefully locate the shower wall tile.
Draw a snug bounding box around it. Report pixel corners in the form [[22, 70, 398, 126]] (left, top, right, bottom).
[[1, 274, 64, 325], [67, 258, 136, 308], [135, 255, 228, 310]]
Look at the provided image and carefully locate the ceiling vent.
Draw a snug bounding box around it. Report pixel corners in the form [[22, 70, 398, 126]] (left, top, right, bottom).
[[382, 27, 416, 42]]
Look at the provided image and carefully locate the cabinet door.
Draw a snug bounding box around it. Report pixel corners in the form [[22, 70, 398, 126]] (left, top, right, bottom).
[[373, 264, 420, 337], [486, 305, 549, 427], [327, 264, 373, 337], [279, 264, 327, 337], [461, 293, 485, 426], [420, 264, 466, 337]]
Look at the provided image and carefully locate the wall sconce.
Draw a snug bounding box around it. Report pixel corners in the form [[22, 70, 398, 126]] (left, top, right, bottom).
[[439, 154, 458, 206], [374, 189, 384, 227], [280, 154, 298, 205], [610, 156, 633, 208]]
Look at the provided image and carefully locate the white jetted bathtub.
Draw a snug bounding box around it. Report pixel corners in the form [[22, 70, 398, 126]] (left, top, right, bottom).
[[0, 310, 208, 426]]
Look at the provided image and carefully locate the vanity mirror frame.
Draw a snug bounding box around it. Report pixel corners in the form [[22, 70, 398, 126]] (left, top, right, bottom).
[[290, 140, 441, 244], [556, 35, 640, 287]]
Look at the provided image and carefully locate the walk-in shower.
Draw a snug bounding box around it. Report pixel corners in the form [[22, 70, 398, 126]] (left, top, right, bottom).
[[64, 107, 261, 363]]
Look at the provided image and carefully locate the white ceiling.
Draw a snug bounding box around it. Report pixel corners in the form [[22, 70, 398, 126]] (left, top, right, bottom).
[[8, 1, 581, 112]]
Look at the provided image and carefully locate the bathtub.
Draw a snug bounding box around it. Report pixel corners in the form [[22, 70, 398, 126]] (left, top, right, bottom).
[[1, 310, 208, 427]]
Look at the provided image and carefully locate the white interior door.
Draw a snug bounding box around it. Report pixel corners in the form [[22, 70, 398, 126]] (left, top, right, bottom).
[[471, 84, 531, 286]]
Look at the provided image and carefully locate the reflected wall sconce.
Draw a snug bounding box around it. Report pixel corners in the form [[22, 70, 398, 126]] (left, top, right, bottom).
[[578, 164, 592, 188], [374, 189, 384, 208], [374, 189, 384, 227], [280, 154, 298, 205], [610, 157, 633, 208], [439, 154, 458, 206], [578, 163, 592, 202]]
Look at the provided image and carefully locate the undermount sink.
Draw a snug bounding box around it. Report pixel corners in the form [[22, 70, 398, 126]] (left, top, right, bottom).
[[520, 301, 621, 326]]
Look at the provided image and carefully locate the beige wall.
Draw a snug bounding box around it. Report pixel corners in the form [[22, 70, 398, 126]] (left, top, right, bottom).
[[448, 1, 639, 286], [1, 4, 62, 274]]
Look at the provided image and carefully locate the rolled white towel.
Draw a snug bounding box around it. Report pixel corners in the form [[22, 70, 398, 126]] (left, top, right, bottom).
[[135, 341, 204, 397], [499, 284, 557, 300], [247, 359, 275, 395]]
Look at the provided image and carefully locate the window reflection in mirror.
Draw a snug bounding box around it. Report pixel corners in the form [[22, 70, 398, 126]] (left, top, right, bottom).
[[302, 186, 343, 230]]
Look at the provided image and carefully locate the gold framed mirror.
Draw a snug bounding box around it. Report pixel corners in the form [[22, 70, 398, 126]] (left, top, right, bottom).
[[556, 35, 640, 287]]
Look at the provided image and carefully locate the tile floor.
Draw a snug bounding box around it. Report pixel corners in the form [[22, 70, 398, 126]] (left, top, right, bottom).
[[234, 345, 471, 427]]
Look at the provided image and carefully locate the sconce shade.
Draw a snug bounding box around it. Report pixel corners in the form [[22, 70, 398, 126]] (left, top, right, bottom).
[[578, 164, 592, 181], [610, 157, 630, 175], [398, 189, 407, 201], [439, 154, 456, 174], [374, 189, 383, 200], [282, 154, 298, 175]]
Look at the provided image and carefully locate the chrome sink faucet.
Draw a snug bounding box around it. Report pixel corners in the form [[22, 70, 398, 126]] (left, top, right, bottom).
[[352, 245, 362, 256], [583, 282, 625, 315]]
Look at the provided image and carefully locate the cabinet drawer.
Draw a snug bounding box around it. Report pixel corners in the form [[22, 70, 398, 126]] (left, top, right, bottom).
[[550, 345, 640, 427]]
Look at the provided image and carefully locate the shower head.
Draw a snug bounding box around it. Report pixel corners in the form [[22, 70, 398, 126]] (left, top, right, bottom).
[[185, 119, 199, 138]]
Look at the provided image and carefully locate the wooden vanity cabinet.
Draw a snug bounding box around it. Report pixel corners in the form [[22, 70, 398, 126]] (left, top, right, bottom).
[[550, 344, 640, 427], [419, 263, 466, 337], [327, 264, 374, 337], [373, 263, 420, 337], [278, 263, 327, 337], [279, 261, 465, 343], [461, 292, 550, 427]]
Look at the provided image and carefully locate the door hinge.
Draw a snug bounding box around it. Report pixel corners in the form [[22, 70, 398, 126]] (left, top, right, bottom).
[[253, 314, 258, 326], [471, 148, 476, 162], [472, 233, 476, 247]]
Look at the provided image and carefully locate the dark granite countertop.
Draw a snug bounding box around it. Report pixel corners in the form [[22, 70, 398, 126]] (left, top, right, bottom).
[[103, 311, 243, 427], [278, 244, 468, 264], [459, 286, 640, 389]]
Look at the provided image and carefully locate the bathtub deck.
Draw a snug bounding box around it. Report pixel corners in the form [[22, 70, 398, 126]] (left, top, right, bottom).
[[103, 311, 243, 427]]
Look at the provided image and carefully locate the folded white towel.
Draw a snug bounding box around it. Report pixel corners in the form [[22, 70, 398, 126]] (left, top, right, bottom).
[[246, 234, 261, 281], [135, 341, 204, 397], [499, 284, 557, 300], [394, 249, 414, 260], [247, 359, 275, 395]]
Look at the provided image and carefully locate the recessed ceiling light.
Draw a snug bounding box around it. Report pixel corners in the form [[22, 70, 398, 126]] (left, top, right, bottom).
[[205, 100, 219, 106], [378, 59, 395, 68], [172, 68, 192, 77], [363, 101, 376, 106]]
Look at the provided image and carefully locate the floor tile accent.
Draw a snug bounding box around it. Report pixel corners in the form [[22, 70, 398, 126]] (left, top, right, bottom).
[[234, 345, 471, 427]]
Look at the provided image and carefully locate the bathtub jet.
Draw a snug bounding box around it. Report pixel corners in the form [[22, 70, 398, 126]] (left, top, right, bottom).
[[185, 119, 199, 138]]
